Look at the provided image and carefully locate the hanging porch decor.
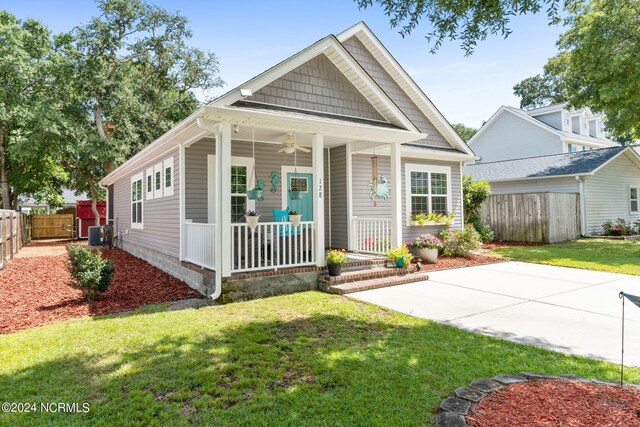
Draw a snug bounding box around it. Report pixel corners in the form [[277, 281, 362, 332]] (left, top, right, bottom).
[[288, 138, 304, 201], [368, 155, 390, 206], [246, 128, 265, 201], [270, 171, 279, 193]]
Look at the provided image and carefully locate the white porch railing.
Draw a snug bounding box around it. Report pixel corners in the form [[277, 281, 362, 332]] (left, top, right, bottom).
[[184, 222, 216, 270], [230, 221, 316, 273], [352, 217, 391, 255]]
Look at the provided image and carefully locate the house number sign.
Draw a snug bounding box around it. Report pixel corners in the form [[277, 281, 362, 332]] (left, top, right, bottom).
[[318, 178, 323, 199]]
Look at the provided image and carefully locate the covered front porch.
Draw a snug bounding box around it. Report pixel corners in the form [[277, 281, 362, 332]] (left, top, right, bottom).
[[177, 105, 425, 277]]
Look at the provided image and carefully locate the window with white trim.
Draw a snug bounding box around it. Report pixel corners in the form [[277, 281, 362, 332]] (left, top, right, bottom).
[[405, 163, 451, 224], [131, 172, 143, 229], [153, 162, 163, 198], [163, 156, 174, 196], [630, 186, 638, 213], [231, 165, 248, 223], [146, 167, 154, 200]]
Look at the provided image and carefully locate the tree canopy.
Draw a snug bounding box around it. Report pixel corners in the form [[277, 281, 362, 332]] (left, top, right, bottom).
[[452, 123, 478, 142], [355, 0, 565, 54]]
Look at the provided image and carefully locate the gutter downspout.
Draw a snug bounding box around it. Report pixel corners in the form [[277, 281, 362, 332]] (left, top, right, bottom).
[[576, 176, 587, 236]]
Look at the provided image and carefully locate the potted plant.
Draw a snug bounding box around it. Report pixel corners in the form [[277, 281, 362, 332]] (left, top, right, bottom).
[[246, 186, 263, 200], [245, 211, 260, 230], [289, 210, 302, 227], [325, 249, 348, 276], [386, 244, 413, 268], [410, 212, 455, 226], [411, 234, 443, 264], [288, 190, 304, 200]]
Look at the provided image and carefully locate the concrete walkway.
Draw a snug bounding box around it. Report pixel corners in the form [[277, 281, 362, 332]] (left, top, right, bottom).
[[351, 261, 640, 366]]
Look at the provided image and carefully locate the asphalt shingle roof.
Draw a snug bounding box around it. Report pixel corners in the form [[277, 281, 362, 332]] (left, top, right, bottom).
[[464, 146, 626, 181]]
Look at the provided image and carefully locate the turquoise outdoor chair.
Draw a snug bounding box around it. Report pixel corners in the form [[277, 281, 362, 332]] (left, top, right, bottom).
[[272, 209, 298, 237]]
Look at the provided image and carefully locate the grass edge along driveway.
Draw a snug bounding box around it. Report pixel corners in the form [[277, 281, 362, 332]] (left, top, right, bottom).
[[491, 238, 640, 276], [2, 291, 638, 426]]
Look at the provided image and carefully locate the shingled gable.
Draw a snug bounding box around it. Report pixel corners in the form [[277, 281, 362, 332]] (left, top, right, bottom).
[[337, 22, 475, 156], [209, 34, 419, 133]]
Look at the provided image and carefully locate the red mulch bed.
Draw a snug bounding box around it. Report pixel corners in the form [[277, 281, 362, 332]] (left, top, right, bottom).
[[0, 244, 201, 334], [482, 241, 546, 249], [467, 380, 640, 427], [413, 254, 504, 272]]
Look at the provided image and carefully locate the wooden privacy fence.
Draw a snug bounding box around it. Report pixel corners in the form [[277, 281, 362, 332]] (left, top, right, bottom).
[[31, 214, 74, 239], [477, 192, 581, 243], [0, 210, 27, 269]]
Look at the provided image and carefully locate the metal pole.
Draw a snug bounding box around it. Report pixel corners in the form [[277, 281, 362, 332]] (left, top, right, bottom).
[[620, 291, 625, 387]]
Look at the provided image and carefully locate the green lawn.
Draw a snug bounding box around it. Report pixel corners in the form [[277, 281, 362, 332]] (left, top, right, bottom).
[[1, 292, 638, 427], [492, 238, 640, 275]]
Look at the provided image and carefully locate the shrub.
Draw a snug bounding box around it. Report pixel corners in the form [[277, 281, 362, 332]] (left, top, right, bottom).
[[463, 175, 492, 223], [468, 215, 495, 243], [66, 244, 115, 301], [602, 218, 632, 236], [440, 225, 481, 257], [411, 234, 443, 250]]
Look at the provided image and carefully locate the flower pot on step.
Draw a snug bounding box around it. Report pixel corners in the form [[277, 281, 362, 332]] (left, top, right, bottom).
[[417, 248, 438, 264], [327, 263, 342, 277], [395, 258, 404, 268]]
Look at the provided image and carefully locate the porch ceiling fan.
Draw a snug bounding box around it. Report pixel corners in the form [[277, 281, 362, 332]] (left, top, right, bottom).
[[278, 133, 310, 154]]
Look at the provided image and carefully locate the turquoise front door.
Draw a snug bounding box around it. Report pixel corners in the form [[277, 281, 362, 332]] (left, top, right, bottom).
[[286, 172, 313, 221]]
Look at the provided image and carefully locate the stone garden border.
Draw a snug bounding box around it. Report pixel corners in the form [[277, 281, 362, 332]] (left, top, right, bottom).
[[435, 372, 623, 427]]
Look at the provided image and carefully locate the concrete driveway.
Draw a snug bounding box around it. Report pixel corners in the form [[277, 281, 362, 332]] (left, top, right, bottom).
[[351, 261, 640, 366]]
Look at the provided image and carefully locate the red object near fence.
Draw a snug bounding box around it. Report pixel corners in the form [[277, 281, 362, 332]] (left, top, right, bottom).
[[76, 200, 106, 239]]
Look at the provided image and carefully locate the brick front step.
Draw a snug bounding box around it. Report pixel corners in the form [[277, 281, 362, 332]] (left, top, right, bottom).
[[319, 266, 417, 285], [326, 273, 430, 294]]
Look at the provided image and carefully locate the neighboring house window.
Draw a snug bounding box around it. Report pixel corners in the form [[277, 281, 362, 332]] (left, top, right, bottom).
[[145, 167, 154, 200], [163, 156, 174, 197], [405, 163, 451, 225], [154, 162, 163, 198], [131, 172, 143, 229], [231, 165, 248, 223], [630, 186, 639, 213], [564, 111, 570, 129]]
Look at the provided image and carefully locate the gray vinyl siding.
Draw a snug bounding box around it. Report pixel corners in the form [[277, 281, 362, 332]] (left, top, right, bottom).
[[533, 112, 562, 130], [113, 148, 180, 258], [342, 36, 453, 149], [184, 138, 312, 223], [401, 159, 463, 243], [252, 54, 385, 121], [584, 152, 640, 234], [489, 177, 579, 195], [350, 154, 462, 243], [328, 145, 348, 249], [107, 184, 114, 221], [472, 111, 563, 163]]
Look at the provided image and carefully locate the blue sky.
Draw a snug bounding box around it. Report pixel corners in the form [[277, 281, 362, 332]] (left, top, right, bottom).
[[3, 0, 565, 128]]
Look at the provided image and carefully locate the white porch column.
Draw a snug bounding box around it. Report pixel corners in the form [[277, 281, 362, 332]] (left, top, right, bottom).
[[216, 122, 232, 277], [312, 134, 325, 266], [178, 144, 186, 261], [346, 142, 353, 250], [390, 142, 403, 248]]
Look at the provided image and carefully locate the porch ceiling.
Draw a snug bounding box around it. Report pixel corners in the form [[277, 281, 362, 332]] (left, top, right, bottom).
[[203, 105, 428, 146]]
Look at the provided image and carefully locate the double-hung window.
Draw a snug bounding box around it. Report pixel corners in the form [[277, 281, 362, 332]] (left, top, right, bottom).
[[163, 157, 174, 196], [231, 165, 248, 223], [405, 164, 451, 225], [630, 186, 639, 214], [131, 172, 143, 229]]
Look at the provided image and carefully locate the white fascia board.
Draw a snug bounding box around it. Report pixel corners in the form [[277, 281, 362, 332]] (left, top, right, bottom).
[[562, 136, 615, 148], [354, 144, 475, 162], [100, 107, 205, 186], [203, 105, 427, 143], [208, 36, 418, 133], [478, 173, 589, 183], [338, 22, 475, 157]]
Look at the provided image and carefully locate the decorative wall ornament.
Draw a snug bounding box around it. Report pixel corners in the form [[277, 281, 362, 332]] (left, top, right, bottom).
[[270, 171, 279, 193], [369, 175, 390, 202]]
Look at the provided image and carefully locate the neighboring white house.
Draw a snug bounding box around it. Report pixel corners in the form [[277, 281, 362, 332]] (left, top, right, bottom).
[[464, 146, 640, 235], [19, 189, 87, 214], [99, 22, 476, 298], [468, 103, 616, 164]]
